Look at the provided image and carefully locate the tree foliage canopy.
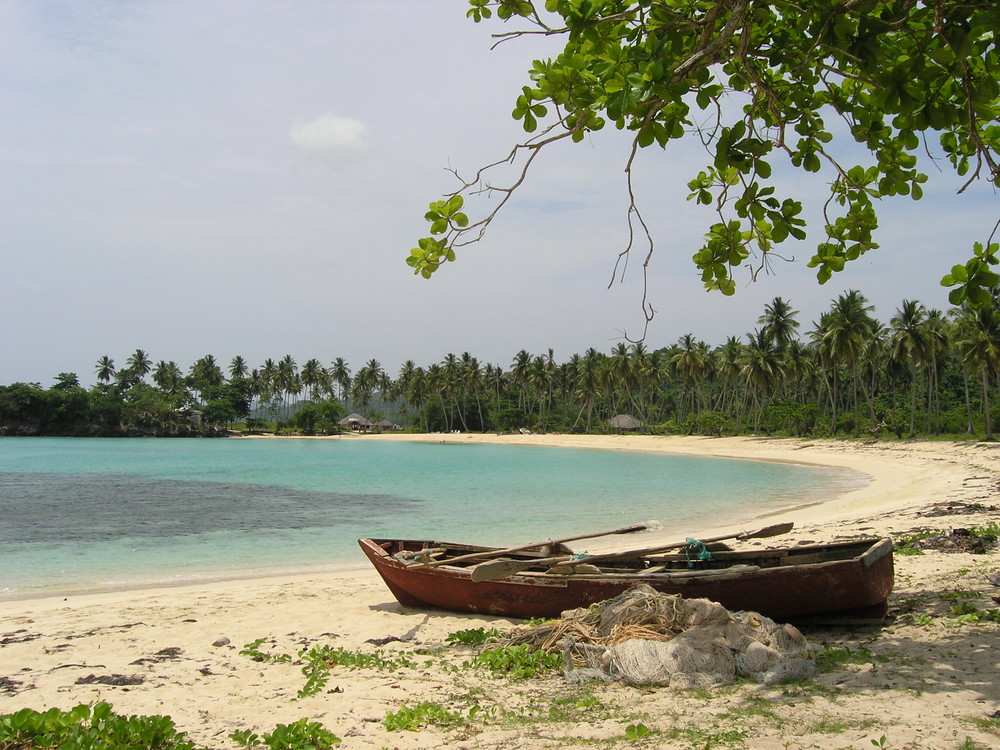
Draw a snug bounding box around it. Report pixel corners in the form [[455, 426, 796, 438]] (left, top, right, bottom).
[[408, 0, 999, 316]]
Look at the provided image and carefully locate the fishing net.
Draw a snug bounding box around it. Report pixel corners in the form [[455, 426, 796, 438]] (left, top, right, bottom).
[[502, 584, 816, 689]]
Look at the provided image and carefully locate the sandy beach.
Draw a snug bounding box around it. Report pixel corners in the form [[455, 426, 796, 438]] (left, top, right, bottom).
[[2, 435, 998, 749]]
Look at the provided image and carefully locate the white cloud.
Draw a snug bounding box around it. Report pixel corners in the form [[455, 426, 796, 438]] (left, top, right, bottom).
[[289, 113, 367, 158]]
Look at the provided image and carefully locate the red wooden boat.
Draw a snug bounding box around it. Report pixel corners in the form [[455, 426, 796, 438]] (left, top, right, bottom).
[[358, 536, 894, 622]]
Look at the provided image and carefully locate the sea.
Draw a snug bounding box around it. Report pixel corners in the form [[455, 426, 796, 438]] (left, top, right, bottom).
[[0, 437, 868, 600]]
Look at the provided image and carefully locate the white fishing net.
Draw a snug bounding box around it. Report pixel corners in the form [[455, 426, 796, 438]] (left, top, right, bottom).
[[503, 584, 816, 688]]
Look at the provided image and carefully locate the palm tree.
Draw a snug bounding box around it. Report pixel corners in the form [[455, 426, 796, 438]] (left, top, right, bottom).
[[301, 359, 325, 402], [821, 290, 877, 435], [781, 339, 816, 406], [153, 361, 184, 395], [229, 355, 249, 381], [740, 329, 781, 433], [632, 343, 660, 424], [955, 302, 1000, 440], [509, 349, 532, 413], [276, 355, 298, 419], [351, 359, 384, 415], [608, 342, 638, 418], [461, 352, 486, 431], [572, 348, 603, 432], [126, 349, 152, 381], [527, 355, 551, 429], [713, 337, 744, 415], [95, 356, 116, 385], [329, 358, 352, 403], [258, 359, 279, 423], [671, 334, 709, 421], [922, 310, 949, 433], [402, 365, 429, 430], [441, 353, 467, 430], [889, 299, 931, 438], [484, 363, 505, 407], [189, 355, 224, 402], [758, 297, 800, 353], [424, 363, 449, 431]]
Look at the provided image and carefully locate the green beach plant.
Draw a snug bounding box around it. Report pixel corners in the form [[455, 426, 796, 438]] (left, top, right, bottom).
[[383, 701, 467, 732], [624, 722, 652, 741], [240, 637, 293, 663], [0, 703, 199, 750], [949, 603, 1000, 624], [0, 703, 345, 750], [229, 719, 341, 749], [464, 644, 563, 679], [296, 645, 418, 699], [445, 627, 505, 645], [239, 638, 419, 699]]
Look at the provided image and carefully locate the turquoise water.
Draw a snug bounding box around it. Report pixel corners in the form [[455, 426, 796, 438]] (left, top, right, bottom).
[[0, 437, 866, 598]]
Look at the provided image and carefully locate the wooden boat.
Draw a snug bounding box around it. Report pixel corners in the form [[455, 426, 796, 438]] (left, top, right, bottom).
[[358, 536, 894, 622]]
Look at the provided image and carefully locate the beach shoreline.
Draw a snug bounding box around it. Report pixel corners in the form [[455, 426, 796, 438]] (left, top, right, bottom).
[[3, 432, 874, 604], [2, 435, 999, 749]]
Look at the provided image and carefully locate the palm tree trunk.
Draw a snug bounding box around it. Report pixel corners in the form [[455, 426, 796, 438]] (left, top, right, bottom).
[[829, 367, 839, 435], [963, 364, 974, 434], [735, 388, 750, 435], [984, 370, 993, 441]]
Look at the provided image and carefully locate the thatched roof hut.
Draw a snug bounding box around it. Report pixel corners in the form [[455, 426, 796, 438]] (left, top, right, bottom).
[[608, 414, 642, 432], [339, 413, 372, 430]]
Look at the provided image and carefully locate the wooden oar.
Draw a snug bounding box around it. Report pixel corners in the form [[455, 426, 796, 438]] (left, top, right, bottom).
[[470, 521, 794, 582], [416, 522, 658, 568]]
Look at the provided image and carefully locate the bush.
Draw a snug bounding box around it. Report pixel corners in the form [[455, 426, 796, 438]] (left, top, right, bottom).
[[681, 411, 733, 436], [0, 703, 342, 750], [0, 703, 198, 750]]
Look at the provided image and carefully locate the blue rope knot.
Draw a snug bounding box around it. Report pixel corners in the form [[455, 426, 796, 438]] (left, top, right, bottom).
[[685, 537, 712, 567]]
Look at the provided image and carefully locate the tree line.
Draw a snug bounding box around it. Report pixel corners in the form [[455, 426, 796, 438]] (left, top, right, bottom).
[[2, 290, 999, 440]]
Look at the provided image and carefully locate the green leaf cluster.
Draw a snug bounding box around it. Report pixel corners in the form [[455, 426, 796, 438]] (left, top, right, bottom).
[[240, 637, 293, 663], [407, 196, 466, 278], [383, 701, 467, 732], [464, 644, 563, 678], [412, 0, 1000, 305], [239, 639, 418, 700], [445, 626, 505, 645], [942, 242, 1000, 307], [624, 722, 651, 740], [230, 719, 341, 750], [296, 645, 417, 699], [0, 703, 197, 750]]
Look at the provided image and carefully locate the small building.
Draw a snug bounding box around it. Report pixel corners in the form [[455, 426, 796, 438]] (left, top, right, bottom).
[[339, 413, 373, 431]]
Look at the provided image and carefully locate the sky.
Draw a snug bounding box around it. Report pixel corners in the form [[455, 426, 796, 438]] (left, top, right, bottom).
[[1, 0, 996, 388]]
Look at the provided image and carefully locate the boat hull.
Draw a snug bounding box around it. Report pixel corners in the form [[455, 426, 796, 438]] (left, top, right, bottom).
[[358, 537, 894, 622]]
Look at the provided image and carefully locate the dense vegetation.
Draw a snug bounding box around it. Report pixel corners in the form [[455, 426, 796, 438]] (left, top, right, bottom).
[[2, 292, 999, 440]]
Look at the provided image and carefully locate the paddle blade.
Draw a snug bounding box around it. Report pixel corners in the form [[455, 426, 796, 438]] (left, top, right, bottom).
[[471, 559, 534, 582], [742, 521, 794, 540]]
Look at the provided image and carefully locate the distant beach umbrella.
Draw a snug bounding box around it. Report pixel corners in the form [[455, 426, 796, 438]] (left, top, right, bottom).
[[608, 414, 642, 431]]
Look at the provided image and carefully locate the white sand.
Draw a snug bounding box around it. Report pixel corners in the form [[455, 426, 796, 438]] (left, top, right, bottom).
[[2, 435, 998, 749]]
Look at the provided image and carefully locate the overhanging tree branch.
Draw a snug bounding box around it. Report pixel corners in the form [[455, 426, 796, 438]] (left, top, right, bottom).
[[408, 0, 1000, 317]]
